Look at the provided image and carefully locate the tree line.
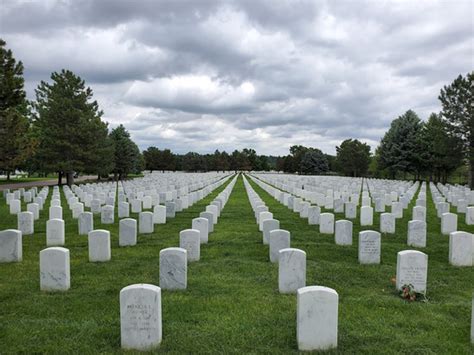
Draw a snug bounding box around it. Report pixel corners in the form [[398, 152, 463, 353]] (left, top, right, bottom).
[[1, 39, 472, 186]]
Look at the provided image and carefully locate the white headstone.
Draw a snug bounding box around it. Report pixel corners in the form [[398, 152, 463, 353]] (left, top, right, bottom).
[[297, 286, 338, 351], [407, 220, 426, 248], [46, 218, 65, 246], [278, 248, 306, 293], [358, 230, 381, 264], [344, 202, 357, 219], [49, 206, 63, 220], [78, 212, 94, 235], [165, 201, 176, 218], [88, 229, 111, 262], [131, 199, 142, 213], [120, 284, 162, 350], [412, 206, 426, 221], [27, 202, 40, 220], [319, 213, 334, 234], [199, 211, 214, 233], [380, 213, 395, 234], [441, 213, 457, 235], [17, 211, 34, 235], [72, 202, 84, 219], [449, 231, 473, 266], [269, 229, 290, 263], [118, 202, 130, 218], [139, 212, 154, 234], [466, 207, 474, 225], [119, 218, 137, 247], [153, 205, 166, 224], [101, 205, 114, 224], [360, 206, 373, 226], [159, 247, 187, 290], [335, 220, 352, 246], [192, 217, 209, 244], [0, 229, 22, 262], [179, 229, 200, 262], [263, 219, 280, 245], [10, 199, 21, 214], [396, 250, 428, 293], [308, 206, 321, 225], [258, 211, 273, 232], [40, 247, 70, 291]]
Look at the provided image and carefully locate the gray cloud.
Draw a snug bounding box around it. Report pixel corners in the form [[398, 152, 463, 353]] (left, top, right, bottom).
[[1, 0, 472, 156]]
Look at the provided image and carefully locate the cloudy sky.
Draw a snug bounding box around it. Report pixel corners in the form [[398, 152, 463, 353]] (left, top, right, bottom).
[[1, 0, 472, 155]]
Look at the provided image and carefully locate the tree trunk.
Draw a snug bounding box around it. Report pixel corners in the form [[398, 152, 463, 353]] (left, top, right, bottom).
[[58, 171, 63, 186], [97, 174, 101, 181], [469, 160, 474, 188], [66, 172, 74, 186], [6, 171, 10, 181]]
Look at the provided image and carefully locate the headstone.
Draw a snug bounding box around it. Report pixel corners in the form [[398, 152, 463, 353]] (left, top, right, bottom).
[[380, 213, 395, 234], [10, 199, 21, 214], [278, 248, 306, 293], [334, 199, 344, 213], [88, 230, 111, 262], [119, 218, 137, 247], [269, 229, 290, 263], [358, 230, 381, 264], [46, 219, 65, 246], [258, 211, 273, 232], [101, 205, 114, 224], [344, 202, 356, 219], [449, 231, 473, 266], [179, 229, 200, 262], [360, 206, 373, 226], [206, 205, 219, 223], [153, 205, 166, 224], [407, 220, 426, 248], [308, 206, 320, 225], [118, 202, 130, 218], [131, 199, 142, 213], [142, 196, 152, 209], [72, 202, 84, 219], [391, 202, 403, 219], [262, 219, 280, 245], [139, 212, 154, 234], [374, 198, 384, 213], [39, 247, 70, 291], [412, 206, 426, 221], [466, 206, 474, 225], [18, 211, 34, 235], [335, 220, 352, 245], [159, 247, 187, 290], [27, 203, 40, 220], [192, 217, 208, 244], [441, 213, 457, 235], [297, 286, 338, 351], [319, 213, 334, 234], [91, 199, 101, 214], [199, 211, 214, 233], [437, 202, 449, 218], [49, 206, 63, 220], [0, 229, 22, 262], [120, 284, 162, 350], [78, 212, 94, 235], [396, 250, 428, 293], [165, 201, 176, 218]]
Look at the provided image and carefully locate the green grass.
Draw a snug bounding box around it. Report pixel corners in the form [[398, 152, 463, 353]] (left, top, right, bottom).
[[0, 175, 473, 353]]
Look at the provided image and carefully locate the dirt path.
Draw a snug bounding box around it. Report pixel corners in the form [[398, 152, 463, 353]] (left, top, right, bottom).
[[0, 175, 98, 191]]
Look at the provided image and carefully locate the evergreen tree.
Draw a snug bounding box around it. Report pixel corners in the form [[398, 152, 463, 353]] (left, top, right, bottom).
[[300, 148, 329, 175], [32, 69, 107, 185], [336, 139, 371, 177], [439, 72, 474, 187], [109, 124, 140, 180], [0, 39, 35, 179]]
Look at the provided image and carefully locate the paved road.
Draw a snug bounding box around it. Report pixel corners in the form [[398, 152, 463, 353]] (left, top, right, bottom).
[[0, 175, 98, 191]]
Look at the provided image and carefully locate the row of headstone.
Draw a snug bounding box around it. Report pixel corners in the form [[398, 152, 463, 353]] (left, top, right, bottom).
[[242, 175, 337, 351], [119, 175, 238, 350]]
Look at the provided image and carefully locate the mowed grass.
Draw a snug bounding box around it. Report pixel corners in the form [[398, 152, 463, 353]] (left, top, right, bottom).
[[0, 175, 472, 353]]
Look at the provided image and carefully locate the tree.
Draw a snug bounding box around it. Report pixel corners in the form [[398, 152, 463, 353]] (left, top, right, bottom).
[[109, 124, 140, 180], [420, 113, 463, 183], [300, 148, 329, 175], [0, 39, 35, 179], [439, 72, 474, 187], [336, 139, 371, 177], [143, 146, 161, 172], [32, 70, 108, 185], [377, 110, 424, 179]]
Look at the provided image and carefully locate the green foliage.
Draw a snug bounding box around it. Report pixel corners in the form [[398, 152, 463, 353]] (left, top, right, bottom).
[[300, 148, 329, 174], [109, 124, 141, 179], [32, 70, 109, 180], [439, 71, 474, 187], [0, 39, 35, 177], [378, 110, 424, 178], [336, 139, 371, 177], [143, 147, 176, 171]]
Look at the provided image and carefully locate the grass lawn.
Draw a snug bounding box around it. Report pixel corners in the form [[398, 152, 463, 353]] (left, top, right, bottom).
[[0, 175, 473, 353]]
